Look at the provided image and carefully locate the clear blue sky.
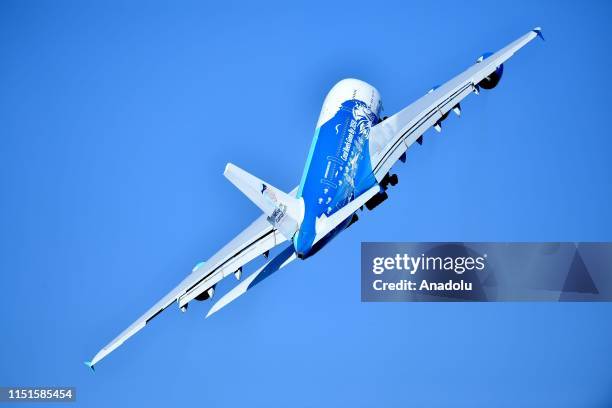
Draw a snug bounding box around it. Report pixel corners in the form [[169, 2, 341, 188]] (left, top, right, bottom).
[[2, 1, 612, 407]]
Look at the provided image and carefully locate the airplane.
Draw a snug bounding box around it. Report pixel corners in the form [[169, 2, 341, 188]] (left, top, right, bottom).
[[86, 27, 544, 370]]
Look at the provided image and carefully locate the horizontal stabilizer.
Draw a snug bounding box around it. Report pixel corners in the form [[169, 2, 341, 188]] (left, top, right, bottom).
[[206, 244, 297, 317], [224, 163, 304, 240]]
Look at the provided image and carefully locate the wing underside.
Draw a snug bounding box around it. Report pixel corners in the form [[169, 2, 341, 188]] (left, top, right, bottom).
[[87, 209, 291, 368], [368, 28, 543, 180]]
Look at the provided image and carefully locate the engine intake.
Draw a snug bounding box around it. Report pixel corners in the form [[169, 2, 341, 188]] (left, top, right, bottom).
[[195, 285, 216, 301]]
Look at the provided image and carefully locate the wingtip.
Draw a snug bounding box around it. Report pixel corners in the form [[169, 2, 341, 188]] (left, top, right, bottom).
[[84, 361, 95, 372], [532, 26, 545, 41]]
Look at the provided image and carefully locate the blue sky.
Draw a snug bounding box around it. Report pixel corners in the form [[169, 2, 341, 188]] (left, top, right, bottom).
[[1, 0, 612, 406]]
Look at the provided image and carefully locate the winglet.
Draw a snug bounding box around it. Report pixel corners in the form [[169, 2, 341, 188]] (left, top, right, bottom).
[[532, 27, 545, 41], [84, 361, 95, 372]]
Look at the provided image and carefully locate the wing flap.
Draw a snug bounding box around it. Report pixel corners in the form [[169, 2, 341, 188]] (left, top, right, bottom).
[[88, 280, 184, 367], [178, 223, 284, 308]]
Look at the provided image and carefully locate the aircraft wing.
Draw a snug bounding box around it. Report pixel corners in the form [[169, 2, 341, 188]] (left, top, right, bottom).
[[86, 194, 295, 369], [368, 28, 543, 180]]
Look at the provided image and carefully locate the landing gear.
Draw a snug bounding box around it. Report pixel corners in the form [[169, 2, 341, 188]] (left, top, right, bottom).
[[365, 191, 388, 211], [380, 172, 398, 190], [388, 173, 398, 186]]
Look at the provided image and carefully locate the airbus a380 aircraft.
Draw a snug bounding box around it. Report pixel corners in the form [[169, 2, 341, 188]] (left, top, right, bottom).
[[86, 28, 543, 369]]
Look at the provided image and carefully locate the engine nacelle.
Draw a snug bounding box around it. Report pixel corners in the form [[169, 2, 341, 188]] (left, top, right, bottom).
[[476, 52, 504, 90], [195, 285, 216, 301]]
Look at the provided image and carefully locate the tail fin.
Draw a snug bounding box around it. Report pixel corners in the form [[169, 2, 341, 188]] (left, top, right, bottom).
[[224, 163, 304, 240]]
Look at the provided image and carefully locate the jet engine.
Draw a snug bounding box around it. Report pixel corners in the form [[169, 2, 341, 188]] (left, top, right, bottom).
[[476, 52, 504, 89], [195, 285, 216, 301]]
